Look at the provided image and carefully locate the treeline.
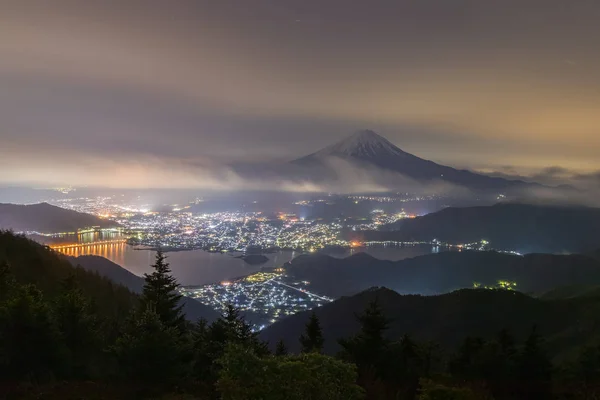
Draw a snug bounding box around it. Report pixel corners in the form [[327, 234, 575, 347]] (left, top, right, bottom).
[[0, 249, 361, 399], [2, 241, 600, 398]]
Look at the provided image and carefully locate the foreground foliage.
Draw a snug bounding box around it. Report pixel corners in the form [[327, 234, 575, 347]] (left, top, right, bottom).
[[217, 344, 363, 400], [2, 231, 600, 399]]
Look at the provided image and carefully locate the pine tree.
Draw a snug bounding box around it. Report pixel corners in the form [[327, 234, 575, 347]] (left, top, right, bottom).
[[299, 311, 324, 353], [141, 250, 185, 332], [449, 336, 484, 380], [577, 344, 600, 384], [498, 328, 517, 359], [275, 339, 288, 356], [193, 304, 268, 387], [356, 299, 390, 349], [492, 328, 517, 398], [0, 259, 15, 302], [53, 275, 100, 379], [191, 318, 211, 380], [338, 299, 393, 397], [395, 334, 423, 399], [112, 308, 188, 387], [338, 299, 391, 374], [221, 304, 269, 355], [515, 326, 552, 400], [0, 284, 66, 381]]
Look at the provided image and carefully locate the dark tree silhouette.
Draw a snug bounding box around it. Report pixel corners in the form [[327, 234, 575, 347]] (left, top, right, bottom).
[[141, 250, 184, 331], [275, 339, 288, 356], [112, 308, 187, 387], [339, 299, 391, 374], [53, 275, 100, 379], [0, 284, 65, 381], [299, 311, 324, 354], [0, 259, 15, 302], [514, 326, 552, 400], [338, 299, 395, 398]]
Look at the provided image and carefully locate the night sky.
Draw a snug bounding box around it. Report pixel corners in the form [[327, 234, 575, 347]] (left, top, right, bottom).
[[1, 0, 599, 188]]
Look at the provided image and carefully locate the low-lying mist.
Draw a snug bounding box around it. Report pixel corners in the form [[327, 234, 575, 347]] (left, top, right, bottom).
[[1, 152, 599, 208]]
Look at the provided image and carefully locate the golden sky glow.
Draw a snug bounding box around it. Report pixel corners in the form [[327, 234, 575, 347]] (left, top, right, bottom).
[[1, 0, 600, 187]]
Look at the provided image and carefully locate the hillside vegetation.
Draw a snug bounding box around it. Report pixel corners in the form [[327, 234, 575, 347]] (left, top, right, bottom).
[[0, 230, 136, 319], [70, 255, 220, 322], [0, 202, 118, 233], [261, 287, 600, 359], [355, 203, 600, 253], [285, 250, 600, 297], [3, 230, 600, 399]]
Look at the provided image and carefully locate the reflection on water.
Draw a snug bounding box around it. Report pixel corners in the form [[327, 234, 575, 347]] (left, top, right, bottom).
[[59, 241, 435, 286], [350, 244, 435, 261], [46, 231, 126, 245], [61, 242, 133, 272], [61, 243, 298, 286]]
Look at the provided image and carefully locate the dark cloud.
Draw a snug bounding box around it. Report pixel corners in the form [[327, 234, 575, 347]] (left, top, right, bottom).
[[530, 166, 573, 182], [1, 0, 600, 187]]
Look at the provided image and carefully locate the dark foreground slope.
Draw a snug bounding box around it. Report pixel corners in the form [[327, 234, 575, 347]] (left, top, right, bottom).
[[0, 230, 136, 318], [261, 287, 600, 358], [538, 284, 600, 300], [0, 231, 219, 322], [71, 255, 220, 322], [355, 203, 600, 253], [285, 251, 600, 297], [0, 202, 118, 233]]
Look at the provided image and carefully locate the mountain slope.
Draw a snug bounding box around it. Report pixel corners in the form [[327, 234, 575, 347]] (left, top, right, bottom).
[[283, 250, 600, 297], [293, 130, 533, 191], [260, 287, 600, 357], [71, 255, 221, 322], [0, 230, 136, 319], [538, 284, 600, 300], [357, 203, 600, 253], [0, 202, 117, 233]]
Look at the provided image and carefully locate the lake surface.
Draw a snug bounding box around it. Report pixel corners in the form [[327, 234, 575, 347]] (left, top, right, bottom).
[[60, 242, 436, 286]]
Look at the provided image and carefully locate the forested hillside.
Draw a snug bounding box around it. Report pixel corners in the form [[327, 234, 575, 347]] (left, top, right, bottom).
[[0, 202, 118, 233], [70, 255, 220, 322], [2, 230, 600, 399], [285, 251, 600, 297], [354, 203, 600, 253]]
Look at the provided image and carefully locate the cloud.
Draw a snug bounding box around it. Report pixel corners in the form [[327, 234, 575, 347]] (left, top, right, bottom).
[[530, 166, 573, 182], [5, 146, 600, 208], [0, 149, 475, 199], [2, 0, 600, 174]]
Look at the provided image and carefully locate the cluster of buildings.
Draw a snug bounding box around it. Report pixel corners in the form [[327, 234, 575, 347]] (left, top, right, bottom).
[[180, 269, 333, 330], [52, 196, 397, 252], [348, 193, 441, 203], [472, 280, 518, 291]]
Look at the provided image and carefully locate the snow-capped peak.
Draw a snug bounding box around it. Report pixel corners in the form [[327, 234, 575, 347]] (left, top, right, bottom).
[[315, 129, 407, 159]]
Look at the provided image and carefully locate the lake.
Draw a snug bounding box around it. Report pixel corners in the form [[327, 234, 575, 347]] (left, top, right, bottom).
[[60, 242, 436, 286]]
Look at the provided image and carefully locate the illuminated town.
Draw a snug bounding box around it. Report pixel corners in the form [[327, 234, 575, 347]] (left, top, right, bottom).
[[33, 194, 523, 330], [472, 280, 518, 291], [45, 195, 418, 252], [40, 194, 523, 257], [180, 268, 334, 330]]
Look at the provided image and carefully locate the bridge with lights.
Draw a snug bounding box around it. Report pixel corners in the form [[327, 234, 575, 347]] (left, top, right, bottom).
[[50, 239, 127, 251]]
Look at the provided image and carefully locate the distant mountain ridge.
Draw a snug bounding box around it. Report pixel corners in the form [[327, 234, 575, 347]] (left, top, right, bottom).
[[357, 202, 600, 253], [260, 287, 600, 357], [0, 202, 117, 233], [283, 250, 600, 297], [292, 130, 535, 191]]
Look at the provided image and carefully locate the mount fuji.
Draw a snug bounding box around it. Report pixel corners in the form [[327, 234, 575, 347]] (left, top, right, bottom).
[[292, 130, 533, 191]]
